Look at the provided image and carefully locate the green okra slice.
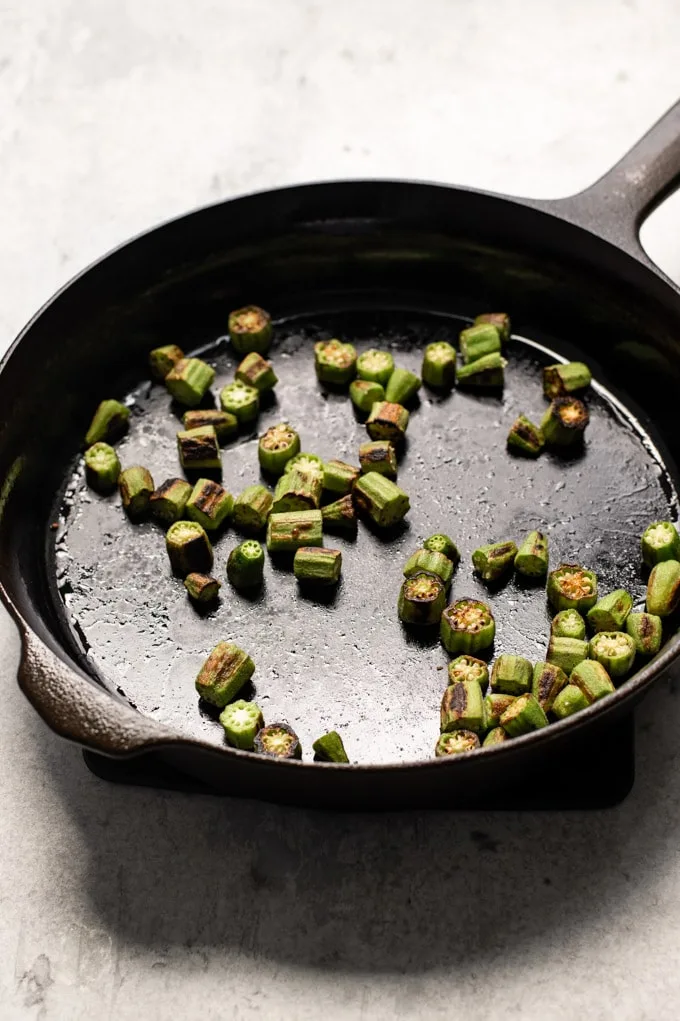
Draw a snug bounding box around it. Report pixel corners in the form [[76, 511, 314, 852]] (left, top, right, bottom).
[[448, 655, 489, 688], [356, 348, 395, 386], [484, 693, 516, 729], [85, 399, 130, 446], [353, 471, 410, 528], [272, 466, 323, 513], [646, 559, 680, 617], [424, 533, 460, 566], [546, 636, 589, 675], [398, 573, 446, 625], [314, 339, 357, 384], [84, 442, 120, 493], [227, 540, 265, 589], [186, 478, 233, 531], [552, 683, 590, 719], [253, 723, 302, 759], [459, 323, 501, 364], [119, 465, 154, 519], [149, 477, 192, 524], [266, 510, 323, 552], [641, 521, 680, 567], [500, 693, 548, 737], [166, 520, 213, 576], [177, 425, 221, 471], [384, 367, 421, 405], [165, 357, 215, 407], [456, 352, 506, 388], [149, 344, 184, 380], [403, 548, 454, 587], [182, 409, 238, 443], [570, 659, 615, 703], [483, 727, 509, 747], [232, 484, 273, 534], [219, 699, 264, 750], [219, 381, 260, 423], [543, 361, 592, 399], [322, 494, 357, 533], [507, 415, 545, 457], [228, 305, 273, 355], [440, 598, 495, 654], [313, 731, 349, 763], [490, 654, 533, 696], [531, 661, 568, 713], [422, 341, 456, 389], [514, 530, 549, 578], [540, 397, 589, 447], [440, 681, 485, 733], [365, 401, 410, 442], [184, 572, 221, 603], [195, 641, 255, 707], [626, 612, 663, 657], [294, 546, 342, 586], [323, 459, 360, 495], [258, 423, 300, 475], [284, 452, 325, 478], [474, 312, 510, 344], [547, 564, 598, 612], [551, 609, 586, 640], [589, 631, 636, 679], [235, 351, 278, 391], [587, 589, 632, 633], [434, 730, 480, 756], [472, 540, 518, 582], [350, 379, 385, 412], [359, 440, 397, 479]]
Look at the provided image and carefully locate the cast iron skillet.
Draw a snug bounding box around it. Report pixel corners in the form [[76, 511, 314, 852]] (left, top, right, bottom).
[[3, 102, 680, 809]]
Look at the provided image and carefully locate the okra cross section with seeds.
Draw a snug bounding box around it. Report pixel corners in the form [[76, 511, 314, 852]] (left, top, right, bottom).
[[551, 609, 586, 640], [589, 631, 636, 678], [434, 731, 480, 756], [541, 397, 589, 447], [421, 341, 456, 390], [254, 723, 302, 759], [542, 361, 592, 399], [228, 305, 273, 355], [285, 453, 325, 478], [219, 380, 260, 423], [314, 339, 357, 385], [547, 564, 598, 612], [356, 348, 395, 386], [195, 641, 255, 708], [227, 540, 265, 589], [219, 699, 264, 750], [448, 655, 489, 689], [424, 533, 460, 566], [641, 521, 680, 567], [258, 423, 300, 475], [166, 520, 213, 576], [84, 442, 120, 493], [398, 573, 446, 625], [440, 599, 495, 654]]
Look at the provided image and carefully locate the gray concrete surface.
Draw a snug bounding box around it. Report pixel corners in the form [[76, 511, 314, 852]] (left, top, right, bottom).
[[3, 2, 680, 1018]]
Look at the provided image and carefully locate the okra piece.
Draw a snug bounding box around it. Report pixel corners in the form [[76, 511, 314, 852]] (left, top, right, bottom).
[[514, 530, 549, 578], [403, 548, 454, 587], [258, 423, 300, 475], [570, 659, 615, 703], [424, 533, 460, 566], [540, 397, 589, 447], [272, 466, 323, 513], [219, 699, 264, 750], [547, 564, 598, 612], [398, 573, 446, 625], [459, 323, 501, 364], [219, 381, 260, 423], [543, 361, 592, 399], [232, 484, 273, 534], [186, 478, 233, 531], [551, 609, 586, 640], [365, 401, 410, 442], [421, 341, 457, 389], [500, 693, 548, 737], [235, 351, 278, 391], [440, 681, 485, 733], [253, 723, 302, 759], [448, 655, 489, 688], [589, 631, 636, 679], [484, 693, 516, 729], [434, 730, 480, 756], [322, 494, 357, 533], [166, 520, 213, 576], [456, 352, 506, 388], [586, 589, 633, 633], [626, 612, 663, 657], [266, 510, 323, 552], [149, 344, 184, 380], [546, 636, 589, 675], [483, 727, 508, 747], [472, 540, 518, 583], [149, 477, 192, 524], [474, 312, 511, 344], [641, 521, 680, 567], [195, 641, 255, 707], [182, 409, 238, 443], [228, 305, 273, 355], [313, 731, 349, 763], [552, 684, 590, 719], [284, 452, 325, 478], [314, 339, 357, 385], [323, 459, 360, 495], [384, 367, 421, 405], [119, 465, 154, 519], [490, 654, 533, 696], [359, 440, 397, 478], [646, 559, 680, 617], [85, 399, 130, 446], [177, 425, 221, 471], [507, 415, 545, 458], [84, 442, 120, 493], [440, 599, 495, 654], [531, 661, 568, 713], [350, 379, 385, 412], [165, 357, 215, 407], [227, 539, 265, 589], [353, 471, 410, 528], [294, 546, 342, 586], [356, 348, 395, 386], [184, 572, 221, 604]]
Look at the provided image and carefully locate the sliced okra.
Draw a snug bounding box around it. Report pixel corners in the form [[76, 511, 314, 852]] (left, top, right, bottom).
[[456, 352, 506, 388], [500, 693, 548, 737], [440, 681, 485, 733], [322, 495, 357, 533], [272, 465, 323, 513], [424, 533, 460, 566], [184, 572, 221, 604], [403, 548, 454, 587], [540, 397, 589, 447], [323, 459, 360, 495], [546, 636, 589, 675], [254, 723, 302, 759], [589, 631, 636, 678], [542, 361, 592, 399], [474, 312, 510, 344], [149, 477, 192, 525], [294, 546, 342, 586], [186, 478, 233, 531], [484, 693, 516, 729], [195, 641, 255, 707], [422, 341, 457, 390], [551, 609, 586, 640], [646, 559, 680, 617], [235, 351, 278, 391], [266, 510, 323, 552], [359, 440, 398, 478], [228, 305, 273, 355], [626, 612, 663, 657], [514, 530, 549, 578], [227, 539, 265, 589], [149, 344, 184, 380], [119, 465, 154, 519], [570, 659, 615, 703], [232, 484, 273, 534], [448, 655, 489, 688], [434, 730, 480, 756], [182, 409, 238, 443], [166, 520, 213, 576], [353, 471, 410, 528], [472, 540, 518, 582], [587, 589, 632, 633], [490, 654, 533, 696], [313, 731, 349, 763], [507, 415, 545, 457], [365, 401, 410, 442], [552, 684, 590, 719], [531, 661, 568, 713], [219, 380, 260, 423], [459, 323, 501, 364], [219, 699, 264, 750], [483, 727, 508, 747], [641, 521, 680, 567], [165, 357, 215, 407], [356, 348, 395, 386], [314, 339, 357, 385], [85, 399, 130, 446], [84, 442, 120, 493], [350, 379, 385, 412], [547, 564, 598, 612], [284, 452, 325, 478], [440, 598, 495, 654], [384, 367, 421, 405], [258, 423, 300, 475], [398, 573, 446, 625], [177, 425, 221, 471]]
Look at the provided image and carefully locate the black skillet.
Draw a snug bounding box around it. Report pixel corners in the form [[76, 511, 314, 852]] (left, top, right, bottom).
[[3, 101, 680, 809]]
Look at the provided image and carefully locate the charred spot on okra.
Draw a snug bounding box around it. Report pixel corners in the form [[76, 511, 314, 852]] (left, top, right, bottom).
[[484, 693, 516, 729], [531, 662, 568, 713], [84, 442, 120, 493], [165, 358, 215, 407], [365, 401, 409, 443], [184, 572, 221, 604], [626, 612, 663, 657], [272, 466, 323, 513], [514, 531, 549, 579], [321, 495, 357, 533], [440, 599, 495, 655], [646, 559, 680, 617], [284, 452, 325, 479], [258, 423, 300, 475], [541, 397, 589, 448], [314, 339, 357, 385], [186, 478, 233, 531], [119, 466, 154, 520], [474, 312, 510, 344], [149, 477, 192, 524], [227, 540, 265, 589], [183, 409, 238, 443], [359, 440, 397, 479], [195, 641, 255, 708], [177, 425, 221, 472], [440, 681, 486, 733], [228, 305, 273, 355], [235, 352, 278, 391], [266, 510, 323, 552], [398, 573, 446, 626], [254, 723, 302, 759], [507, 415, 544, 457], [85, 399, 130, 447]]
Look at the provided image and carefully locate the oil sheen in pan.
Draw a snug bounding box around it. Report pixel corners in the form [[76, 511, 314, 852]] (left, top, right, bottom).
[[52, 311, 679, 766]]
